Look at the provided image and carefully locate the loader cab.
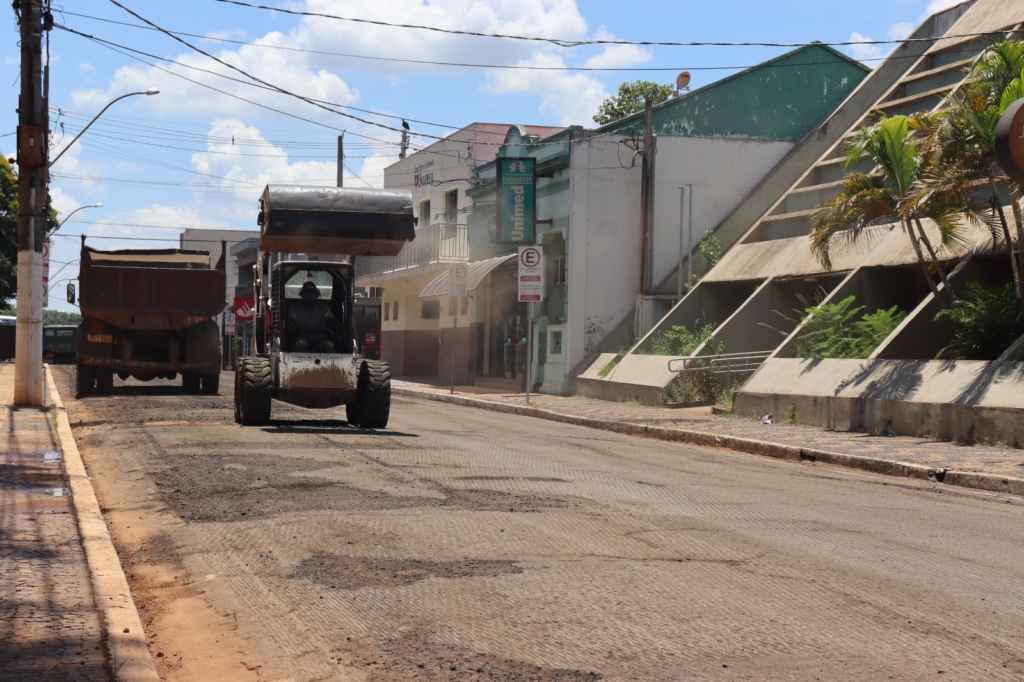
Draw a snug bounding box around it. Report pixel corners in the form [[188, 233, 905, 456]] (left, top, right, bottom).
[[269, 261, 355, 354]]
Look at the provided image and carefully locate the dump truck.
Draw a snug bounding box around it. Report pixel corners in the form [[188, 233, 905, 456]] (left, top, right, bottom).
[[76, 243, 226, 396], [43, 325, 78, 364], [234, 185, 415, 427]]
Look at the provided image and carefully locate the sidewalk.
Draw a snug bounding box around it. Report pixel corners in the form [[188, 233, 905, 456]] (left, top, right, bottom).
[[0, 365, 108, 681], [393, 380, 1024, 496]]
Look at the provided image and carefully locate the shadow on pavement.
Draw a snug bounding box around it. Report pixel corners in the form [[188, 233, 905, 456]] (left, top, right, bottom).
[[261, 420, 419, 437]]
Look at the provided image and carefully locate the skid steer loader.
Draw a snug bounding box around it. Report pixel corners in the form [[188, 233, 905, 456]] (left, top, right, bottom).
[[234, 185, 415, 427]]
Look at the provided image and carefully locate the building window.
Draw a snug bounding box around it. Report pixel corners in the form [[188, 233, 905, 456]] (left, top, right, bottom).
[[551, 331, 563, 355], [444, 188, 458, 223], [421, 300, 439, 320], [555, 256, 566, 284], [460, 296, 469, 315], [384, 302, 390, 321], [393, 301, 399, 320], [419, 198, 431, 226]]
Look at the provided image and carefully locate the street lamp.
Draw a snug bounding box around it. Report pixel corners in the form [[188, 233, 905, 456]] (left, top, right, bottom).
[[49, 88, 159, 167], [15, 89, 156, 406], [48, 203, 102, 237]]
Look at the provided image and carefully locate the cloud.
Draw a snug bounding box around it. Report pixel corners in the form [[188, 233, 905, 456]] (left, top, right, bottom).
[[70, 35, 360, 121], [70, 0, 626, 125], [886, 23, 915, 41], [78, 62, 96, 73], [484, 50, 623, 125], [923, 0, 964, 15], [846, 31, 886, 64]]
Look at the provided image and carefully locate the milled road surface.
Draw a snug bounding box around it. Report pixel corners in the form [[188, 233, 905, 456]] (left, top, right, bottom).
[[53, 367, 1024, 681]]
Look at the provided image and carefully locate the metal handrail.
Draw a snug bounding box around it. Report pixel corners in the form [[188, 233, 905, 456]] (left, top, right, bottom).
[[668, 350, 773, 393], [355, 222, 468, 278]]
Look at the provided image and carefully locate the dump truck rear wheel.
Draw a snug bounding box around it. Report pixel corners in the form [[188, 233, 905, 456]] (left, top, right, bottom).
[[201, 372, 220, 395], [182, 372, 201, 393], [76, 361, 95, 396], [95, 369, 114, 394], [238, 357, 272, 426], [348, 360, 391, 428]]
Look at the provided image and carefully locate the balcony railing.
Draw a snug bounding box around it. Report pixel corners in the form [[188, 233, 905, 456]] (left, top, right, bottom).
[[356, 222, 468, 279]]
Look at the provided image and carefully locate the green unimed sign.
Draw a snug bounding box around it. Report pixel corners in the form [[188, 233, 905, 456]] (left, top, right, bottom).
[[496, 157, 536, 245]]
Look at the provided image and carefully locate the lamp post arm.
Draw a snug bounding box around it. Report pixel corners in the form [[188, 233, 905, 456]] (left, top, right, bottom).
[[49, 91, 148, 167]]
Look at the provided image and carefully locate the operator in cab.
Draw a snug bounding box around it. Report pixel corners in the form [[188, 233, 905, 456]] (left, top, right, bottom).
[[288, 281, 340, 352]]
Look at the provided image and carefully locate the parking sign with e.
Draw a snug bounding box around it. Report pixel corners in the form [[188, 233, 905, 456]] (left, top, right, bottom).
[[518, 246, 543, 302]]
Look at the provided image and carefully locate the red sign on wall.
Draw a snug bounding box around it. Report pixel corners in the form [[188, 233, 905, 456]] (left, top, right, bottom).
[[234, 297, 255, 320]]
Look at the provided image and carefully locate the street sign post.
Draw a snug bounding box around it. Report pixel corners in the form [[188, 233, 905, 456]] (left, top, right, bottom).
[[224, 310, 236, 336], [496, 158, 536, 245], [518, 246, 543, 303], [518, 246, 543, 404], [448, 263, 468, 394]]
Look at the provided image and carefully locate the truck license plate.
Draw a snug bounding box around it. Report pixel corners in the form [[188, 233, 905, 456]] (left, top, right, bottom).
[[87, 334, 113, 343]]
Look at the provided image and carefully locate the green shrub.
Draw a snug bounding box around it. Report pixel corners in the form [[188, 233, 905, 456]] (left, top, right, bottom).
[[934, 282, 1024, 360], [792, 296, 906, 359]]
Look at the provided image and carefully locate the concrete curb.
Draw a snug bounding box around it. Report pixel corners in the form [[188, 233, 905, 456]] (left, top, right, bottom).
[[394, 387, 1024, 498], [45, 367, 161, 682]]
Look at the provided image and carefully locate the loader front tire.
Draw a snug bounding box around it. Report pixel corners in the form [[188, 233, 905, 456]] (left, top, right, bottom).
[[237, 357, 272, 426], [347, 360, 391, 429]]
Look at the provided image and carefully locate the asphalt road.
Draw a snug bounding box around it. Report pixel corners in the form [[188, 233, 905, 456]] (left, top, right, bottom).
[[54, 367, 1024, 681]]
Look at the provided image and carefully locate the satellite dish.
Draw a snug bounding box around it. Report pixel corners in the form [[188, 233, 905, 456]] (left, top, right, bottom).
[[676, 71, 691, 91]]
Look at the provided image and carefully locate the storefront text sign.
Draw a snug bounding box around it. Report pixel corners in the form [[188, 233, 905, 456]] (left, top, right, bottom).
[[497, 158, 536, 245]]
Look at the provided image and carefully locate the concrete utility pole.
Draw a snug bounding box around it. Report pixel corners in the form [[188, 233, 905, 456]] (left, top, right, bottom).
[[399, 129, 409, 160], [336, 133, 344, 187], [14, 0, 49, 406], [636, 98, 655, 341]]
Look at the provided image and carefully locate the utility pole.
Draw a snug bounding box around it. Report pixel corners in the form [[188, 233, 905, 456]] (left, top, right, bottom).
[[399, 128, 409, 160], [636, 98, 655, 341], [336, 133, 344, 187], [14, 0, 49, 406]]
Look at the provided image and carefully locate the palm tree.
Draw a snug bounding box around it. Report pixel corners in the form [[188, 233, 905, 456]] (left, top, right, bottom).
[[913, 39, 1024, 305], [811, 114, 973, 304]]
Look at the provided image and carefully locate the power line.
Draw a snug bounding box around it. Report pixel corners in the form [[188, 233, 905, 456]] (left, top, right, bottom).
[[213, 0, 1007, 48], [59, 10, 922, 73], [56, 22, 461, 132]]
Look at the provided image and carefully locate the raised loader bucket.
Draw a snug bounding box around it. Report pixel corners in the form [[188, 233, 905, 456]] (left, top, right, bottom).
[[258, 185, 416, 257]]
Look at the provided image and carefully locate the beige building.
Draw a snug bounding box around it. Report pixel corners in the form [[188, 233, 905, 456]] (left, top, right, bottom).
[[355, 123, 562, 382]]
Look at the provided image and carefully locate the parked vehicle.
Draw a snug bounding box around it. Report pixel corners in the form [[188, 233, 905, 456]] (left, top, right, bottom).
[[76, 243, 226, 395], [234, 186, 415, 427], [43, 325, 78, 364], [354, 296, 382, 361], [0, 321, 14, 361]]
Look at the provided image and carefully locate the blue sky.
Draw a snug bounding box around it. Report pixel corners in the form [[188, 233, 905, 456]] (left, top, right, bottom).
[[2, 0, 963, 311]]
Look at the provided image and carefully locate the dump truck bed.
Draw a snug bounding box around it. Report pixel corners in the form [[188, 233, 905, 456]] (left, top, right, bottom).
[[79, 246, 226, 331]]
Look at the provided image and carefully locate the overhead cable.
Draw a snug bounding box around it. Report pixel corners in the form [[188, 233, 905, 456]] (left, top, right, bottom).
[[212, 0, 1005, 48]]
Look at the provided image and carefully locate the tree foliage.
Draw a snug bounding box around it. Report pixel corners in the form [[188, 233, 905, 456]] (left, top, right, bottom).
[[933, 282, 1024, 360], [0, 157, 61, 306], [0, 158, 17, 306], [790, 296, 906, 359], [593, 80, 673, 126]]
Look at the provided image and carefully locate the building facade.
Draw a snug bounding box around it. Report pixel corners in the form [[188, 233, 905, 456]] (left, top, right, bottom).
[[461, 44, 869, 395], [354, 123, 563, 383]]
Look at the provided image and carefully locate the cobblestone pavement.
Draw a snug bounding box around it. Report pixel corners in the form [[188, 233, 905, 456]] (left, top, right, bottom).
[[55, 367, 1024, 681], [0, 365, 109, 681], [394, 381, 1024, 478]]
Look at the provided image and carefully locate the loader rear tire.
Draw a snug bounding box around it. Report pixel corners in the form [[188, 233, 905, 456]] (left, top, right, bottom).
[[347, 360, 391, 429], [238, 357, 272, 426]]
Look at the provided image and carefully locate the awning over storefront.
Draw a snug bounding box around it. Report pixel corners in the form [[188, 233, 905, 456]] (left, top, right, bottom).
[[419, 253, 516, 297]]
